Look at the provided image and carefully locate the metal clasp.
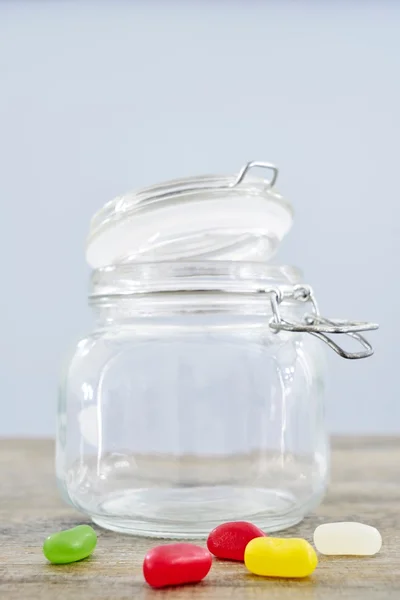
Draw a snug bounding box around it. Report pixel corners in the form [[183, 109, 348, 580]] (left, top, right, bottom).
[[268, 285, 378, 359], [230, 161, 279, 188]]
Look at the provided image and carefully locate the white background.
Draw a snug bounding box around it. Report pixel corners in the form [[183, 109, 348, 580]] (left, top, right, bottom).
[[0, 0, 398, 436]]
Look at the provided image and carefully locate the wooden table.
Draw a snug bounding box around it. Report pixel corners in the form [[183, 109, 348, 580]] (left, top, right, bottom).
[[0, 438, 399, 599]]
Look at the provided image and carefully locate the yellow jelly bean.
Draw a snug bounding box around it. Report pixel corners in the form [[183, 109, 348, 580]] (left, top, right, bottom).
[[244, 536, 318, 578]]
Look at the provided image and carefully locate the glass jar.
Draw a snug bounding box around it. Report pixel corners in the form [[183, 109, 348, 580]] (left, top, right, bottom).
[[57, 162, 377, 537]]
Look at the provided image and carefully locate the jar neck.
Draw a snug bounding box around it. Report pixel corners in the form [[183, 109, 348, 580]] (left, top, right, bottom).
[[90, 261, 302, 297], [91, 293, 280, 326], [89, 262, 304, 327]]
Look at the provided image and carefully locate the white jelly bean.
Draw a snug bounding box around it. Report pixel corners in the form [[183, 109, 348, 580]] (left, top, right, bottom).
[[313, 522, 382, 556]]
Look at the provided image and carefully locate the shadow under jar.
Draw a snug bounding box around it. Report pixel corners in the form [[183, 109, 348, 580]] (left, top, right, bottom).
[[57, 162, 378, 537]]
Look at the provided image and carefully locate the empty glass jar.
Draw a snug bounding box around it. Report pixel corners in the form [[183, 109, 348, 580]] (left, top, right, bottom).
[[57, 162, 377, 537]]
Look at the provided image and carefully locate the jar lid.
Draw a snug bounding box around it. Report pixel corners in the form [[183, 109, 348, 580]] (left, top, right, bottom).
[[86, 162, 293, 268]]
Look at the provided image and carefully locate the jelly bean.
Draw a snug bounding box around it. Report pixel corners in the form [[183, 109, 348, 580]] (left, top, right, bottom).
[[207, 521, 266, 561], [244, 536, 318, 578], [43, 524, 97, 564], [313, 522, 382, 556], [143, 543, 212, 588]]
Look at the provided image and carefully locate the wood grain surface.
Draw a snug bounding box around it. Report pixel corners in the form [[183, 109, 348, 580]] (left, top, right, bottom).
[[0, 438, 399, 599]]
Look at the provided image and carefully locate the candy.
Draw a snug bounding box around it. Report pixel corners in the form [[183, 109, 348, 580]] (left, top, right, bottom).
[[43, 524, 97, 564], [207, 521, 266, 561], [313, 522, 382, 556], [143, 543, 212, 588], [244, 536, 318, 578]]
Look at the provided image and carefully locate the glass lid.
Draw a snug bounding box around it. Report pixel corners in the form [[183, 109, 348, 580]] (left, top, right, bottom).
[[86, 161, 293, 268]]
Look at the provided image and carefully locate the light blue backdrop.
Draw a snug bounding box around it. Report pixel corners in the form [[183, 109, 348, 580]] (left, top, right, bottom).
[[0, 0, 398, 436]]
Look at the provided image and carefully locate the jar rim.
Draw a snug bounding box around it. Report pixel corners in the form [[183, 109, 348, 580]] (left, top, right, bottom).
[[89, 261, 303, 300]]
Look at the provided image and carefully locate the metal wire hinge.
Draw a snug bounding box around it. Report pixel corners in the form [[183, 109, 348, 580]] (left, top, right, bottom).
[[230, 161, 279, 188], [268, 285, 379, 359]]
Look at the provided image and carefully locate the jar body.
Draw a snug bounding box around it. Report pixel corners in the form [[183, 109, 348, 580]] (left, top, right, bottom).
[[57, 290, 328, 537]]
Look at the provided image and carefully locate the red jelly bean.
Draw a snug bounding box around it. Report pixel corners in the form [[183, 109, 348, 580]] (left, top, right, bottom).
[[207, 521, 266, 561], [143, 543, 212, 588]]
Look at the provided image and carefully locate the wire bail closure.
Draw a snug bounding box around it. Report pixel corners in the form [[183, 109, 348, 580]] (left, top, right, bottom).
[[268, 285, 378, 359], [230, 161, 279, 188]]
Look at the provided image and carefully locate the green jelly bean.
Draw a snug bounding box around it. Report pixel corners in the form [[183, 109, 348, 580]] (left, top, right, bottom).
[[43, 524, 97, 564]]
